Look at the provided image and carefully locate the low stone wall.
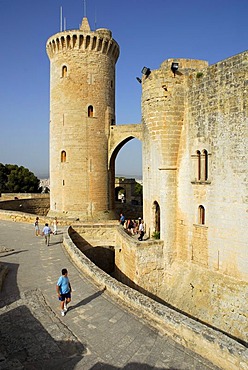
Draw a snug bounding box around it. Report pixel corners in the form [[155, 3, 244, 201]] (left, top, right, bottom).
[[0, 210, 247, 368], [63, 226, 248, 370], [0, 209, 71, 227], [114, 228, 164, 297], [0, 193, 49, 201], [72, 223, 118, 248], [69, 224, 118, 274], [0, 197, 50, 216]]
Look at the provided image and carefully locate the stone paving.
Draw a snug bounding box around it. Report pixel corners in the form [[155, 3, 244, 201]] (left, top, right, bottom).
[[0, 220, 220, 369]]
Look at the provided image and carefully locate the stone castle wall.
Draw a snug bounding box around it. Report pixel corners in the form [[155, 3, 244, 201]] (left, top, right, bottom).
[[139, 53, 248, 343], [64, 221, 247, 344], [142, 59, 208, 263], [45, 15, 247, 350], [177, 51, 248, 281]]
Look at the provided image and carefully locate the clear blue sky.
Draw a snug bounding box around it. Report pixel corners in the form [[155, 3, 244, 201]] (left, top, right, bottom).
[[0, 0, 247, 179]]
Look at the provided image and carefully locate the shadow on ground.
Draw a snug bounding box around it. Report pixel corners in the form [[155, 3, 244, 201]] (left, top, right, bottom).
[[0, 304, 86, 369]]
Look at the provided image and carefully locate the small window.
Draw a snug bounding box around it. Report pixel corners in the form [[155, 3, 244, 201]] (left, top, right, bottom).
[[62, 65, 67, 78], [88, 105, 94, 117], [203, 149, 208, 181], [61, 150, 66, 162], [192, 149, 210, 183], [198, 205, 205, 225], [196, 150, 201, 181]]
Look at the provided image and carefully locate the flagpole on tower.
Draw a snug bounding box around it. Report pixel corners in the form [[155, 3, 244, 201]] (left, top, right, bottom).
[[60, 6, 63, 32], [94, 4, 97, 30]]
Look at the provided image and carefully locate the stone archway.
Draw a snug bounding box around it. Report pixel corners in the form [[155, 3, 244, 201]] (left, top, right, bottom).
[[108, 123, 143, 168], [108, 123, 143, 213]]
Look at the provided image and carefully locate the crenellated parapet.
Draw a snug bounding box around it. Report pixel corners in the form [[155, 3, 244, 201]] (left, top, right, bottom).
[[46, 17, 119, 62], [47, 17, 119, 220]]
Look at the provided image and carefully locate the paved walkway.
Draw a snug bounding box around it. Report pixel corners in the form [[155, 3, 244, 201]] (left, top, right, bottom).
[[0, 220, 220, 369]]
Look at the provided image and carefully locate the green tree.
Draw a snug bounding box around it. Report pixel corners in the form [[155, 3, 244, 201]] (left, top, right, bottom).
[[134, 182, 143, 196], [2, 164, 40, 193], [0, 163, 8, 193]]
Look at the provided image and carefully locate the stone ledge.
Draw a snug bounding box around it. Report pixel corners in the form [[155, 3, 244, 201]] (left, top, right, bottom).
[[63, 226, 248, 370]]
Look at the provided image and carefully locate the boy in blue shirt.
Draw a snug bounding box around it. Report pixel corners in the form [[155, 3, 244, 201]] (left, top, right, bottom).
[[56, 268, 72, 316], [42, 223, 52, 246]]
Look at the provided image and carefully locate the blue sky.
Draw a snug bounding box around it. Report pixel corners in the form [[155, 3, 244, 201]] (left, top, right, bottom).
[[0, 0, 247, 179]]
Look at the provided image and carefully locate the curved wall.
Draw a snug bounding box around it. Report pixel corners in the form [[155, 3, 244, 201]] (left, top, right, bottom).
[[47, 18, 119, 220]]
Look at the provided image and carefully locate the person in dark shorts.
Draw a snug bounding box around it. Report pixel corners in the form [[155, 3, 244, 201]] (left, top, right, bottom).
[[56, 268, 72, 316]]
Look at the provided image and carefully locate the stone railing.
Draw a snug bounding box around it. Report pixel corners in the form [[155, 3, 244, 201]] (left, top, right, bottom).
[[0, 195, 50, 216], [63, 225, 248, 370], [0, 210, 247, 369]]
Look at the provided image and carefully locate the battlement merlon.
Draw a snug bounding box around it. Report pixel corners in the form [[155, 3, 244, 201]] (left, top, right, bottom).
[[141, 58, 209, 83], [46, 17, 120, 62], [161, 58, 208, 72]]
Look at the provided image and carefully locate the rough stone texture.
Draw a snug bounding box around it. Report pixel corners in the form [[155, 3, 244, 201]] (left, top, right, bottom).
[[46, 17, 119, 220], [65, 222, 248, 345], [63, 226, 248, 370], [44, 18, 247, 359], [140, 56, 248, 343], [1, 208, 247, 346], [0, 196, 50, 215]]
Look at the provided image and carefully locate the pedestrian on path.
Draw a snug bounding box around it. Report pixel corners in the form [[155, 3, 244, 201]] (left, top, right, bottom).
[[138, 220, 145, 241], [53, 217, 58, 235], [42, 223, 52, 246], [56, 268, 72, 317], [34, 217, 40, 236], [119, 213, 125, 226]]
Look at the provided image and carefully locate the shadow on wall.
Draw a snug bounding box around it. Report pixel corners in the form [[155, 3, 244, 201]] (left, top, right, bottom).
[[69, 229, 115, 274], [114, 266, 248, 347], [115, 203, 143, 220], [114, 265, 176, 308]]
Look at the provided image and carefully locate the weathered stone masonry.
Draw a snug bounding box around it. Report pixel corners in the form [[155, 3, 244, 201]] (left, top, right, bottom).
[[46, 18, 119, 220], [46, 16, 248, 346]]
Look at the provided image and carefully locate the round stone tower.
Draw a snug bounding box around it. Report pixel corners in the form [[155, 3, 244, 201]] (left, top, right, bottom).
[[141, 58, 208, 262], [46, 18, 119, 220]]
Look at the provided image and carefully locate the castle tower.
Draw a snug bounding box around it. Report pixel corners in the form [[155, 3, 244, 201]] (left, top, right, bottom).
[[141, 59, 208, 262], [46, 18, 119, 220]]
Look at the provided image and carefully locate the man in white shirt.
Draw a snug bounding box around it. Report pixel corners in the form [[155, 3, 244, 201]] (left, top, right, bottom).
[[138, 220, 145, 241]]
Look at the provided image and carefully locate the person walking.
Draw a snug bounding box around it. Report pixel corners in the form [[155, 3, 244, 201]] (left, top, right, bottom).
[[56, 268, 72, 317], [138, 220, 145, 241], [34, 217, 40, 236], [119, 213, 125, 226], [42, 223, 52, 246], [53, 217, 58, 235]]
